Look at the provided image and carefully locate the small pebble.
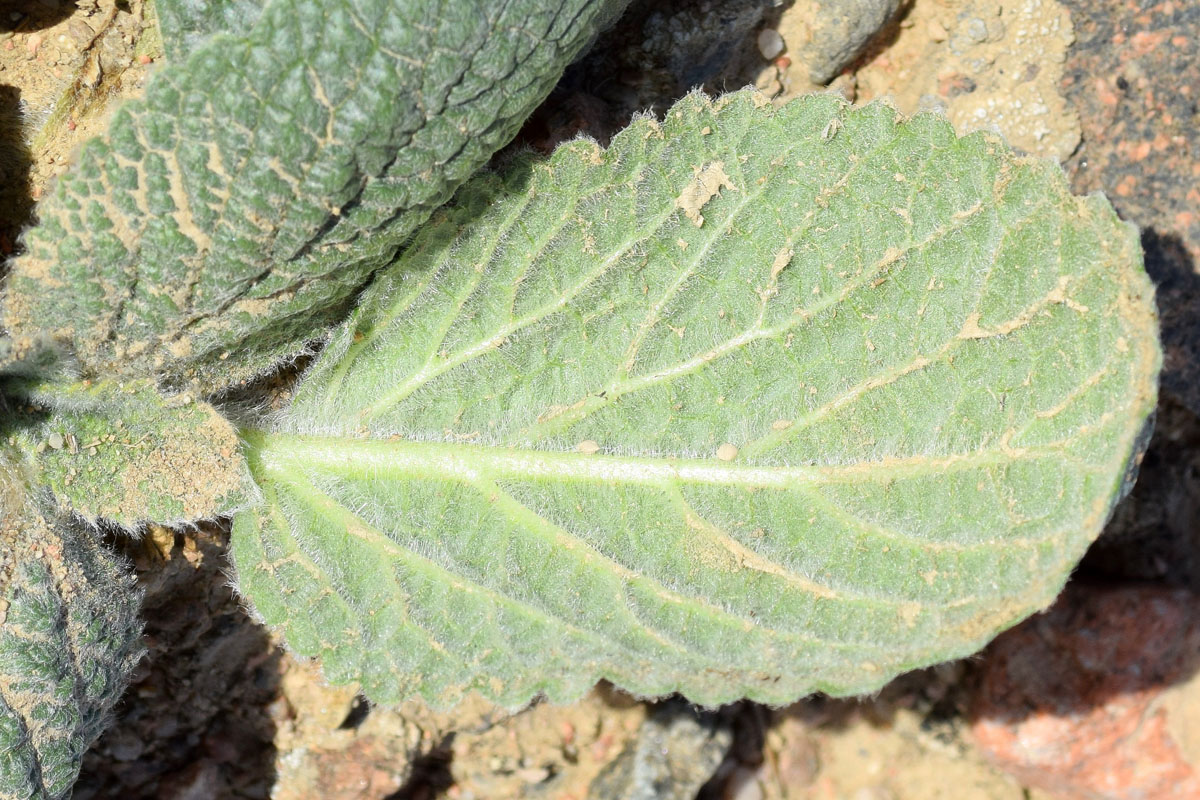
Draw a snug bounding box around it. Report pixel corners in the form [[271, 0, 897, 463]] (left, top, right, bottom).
[[966, 17, 989, 42], [757, 29, 785, 60], [67, 18, 96, 48], [515, 766, 551, 784], [726, 766, 766, 800], [48, 432, 64, 450]]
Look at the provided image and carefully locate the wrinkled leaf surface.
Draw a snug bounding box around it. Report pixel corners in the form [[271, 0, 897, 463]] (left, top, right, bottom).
[[235, 92, 1160, 707], [3, 0, 630, 389]]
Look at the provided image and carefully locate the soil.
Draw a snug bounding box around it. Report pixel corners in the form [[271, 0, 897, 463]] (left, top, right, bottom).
[[0, 0, 1197, 798], [0, 0, 159, 252]]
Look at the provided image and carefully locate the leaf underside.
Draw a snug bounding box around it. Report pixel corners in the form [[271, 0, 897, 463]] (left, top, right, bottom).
[[235, 91, 1160, 708], [3, 0, 630, 390]]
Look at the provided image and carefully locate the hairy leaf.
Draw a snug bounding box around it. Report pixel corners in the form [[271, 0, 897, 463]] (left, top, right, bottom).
[[5, 381, 251, 527], [155, 0, 268, 60], [0, 457, 142, 800], [3, 0, 630, 390], [234, 91, 1160, 707]]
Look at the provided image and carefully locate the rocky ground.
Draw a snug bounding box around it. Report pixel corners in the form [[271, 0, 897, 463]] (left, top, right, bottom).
[[1, 0, 1198, 797]]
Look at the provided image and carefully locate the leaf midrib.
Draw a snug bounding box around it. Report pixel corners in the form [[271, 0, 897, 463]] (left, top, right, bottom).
[[253, 432, 1067, 659], [246, 430, 1097, 490]]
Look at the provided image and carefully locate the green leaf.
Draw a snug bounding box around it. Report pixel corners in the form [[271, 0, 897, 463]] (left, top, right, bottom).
[[233, 91, 1160, 707], [2, 0, 631, 390], [155, 0, 267, 60], [0, 456, 142, 800], [5, 380, 252, 527]]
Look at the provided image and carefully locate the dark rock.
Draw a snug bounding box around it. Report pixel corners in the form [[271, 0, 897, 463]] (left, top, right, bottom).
[[799, 0, 902, 83], [590, 698, 733, 800]]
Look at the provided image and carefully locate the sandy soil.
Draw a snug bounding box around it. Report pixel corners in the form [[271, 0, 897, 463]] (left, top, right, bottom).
[[0, 0, 159, 251]]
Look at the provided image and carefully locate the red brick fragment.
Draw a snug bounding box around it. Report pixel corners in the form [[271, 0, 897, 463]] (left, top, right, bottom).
[[971, 584, 1200, 800]]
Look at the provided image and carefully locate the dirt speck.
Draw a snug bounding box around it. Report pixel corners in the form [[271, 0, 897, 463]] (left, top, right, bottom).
[[676, 161, 736, 227]]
